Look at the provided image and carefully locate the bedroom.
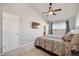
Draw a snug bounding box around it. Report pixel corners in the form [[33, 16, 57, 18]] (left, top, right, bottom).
[[0, 3, 79, 56]]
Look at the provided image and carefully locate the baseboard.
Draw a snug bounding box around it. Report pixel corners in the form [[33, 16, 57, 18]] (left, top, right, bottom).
[[0, 53, 4, 56], [2, 41, 35, 56], [18, 41, 34, 49]]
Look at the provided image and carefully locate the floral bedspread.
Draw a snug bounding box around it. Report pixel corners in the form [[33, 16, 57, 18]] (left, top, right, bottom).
[[34, 36, 72, 56]]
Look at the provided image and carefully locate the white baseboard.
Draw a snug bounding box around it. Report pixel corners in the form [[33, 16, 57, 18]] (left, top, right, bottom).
[[18, 41, 34, 49], [2, 41, 35, 56], [0, 53, 4, 56]]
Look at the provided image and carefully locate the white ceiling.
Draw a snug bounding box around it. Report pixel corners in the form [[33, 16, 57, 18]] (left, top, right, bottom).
[[29, 3, 79, 22]]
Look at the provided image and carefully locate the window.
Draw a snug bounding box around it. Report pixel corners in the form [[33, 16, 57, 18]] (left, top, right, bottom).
[[53, 22, 66, 35]]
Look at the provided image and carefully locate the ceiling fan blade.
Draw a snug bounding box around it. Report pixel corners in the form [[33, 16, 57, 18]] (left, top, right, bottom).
[[53, 8, 62, 12], [53, 13, 56, 15]]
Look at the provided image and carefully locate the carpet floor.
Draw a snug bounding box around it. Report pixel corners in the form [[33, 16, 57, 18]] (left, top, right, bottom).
[[4, 47, 50, 56]]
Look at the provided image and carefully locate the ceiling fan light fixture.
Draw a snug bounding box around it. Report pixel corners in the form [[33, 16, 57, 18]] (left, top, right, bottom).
[[48, 12, 52, 15]]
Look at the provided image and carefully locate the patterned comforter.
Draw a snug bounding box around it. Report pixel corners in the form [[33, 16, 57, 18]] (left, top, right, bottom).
[[34, 36, 72, 56]]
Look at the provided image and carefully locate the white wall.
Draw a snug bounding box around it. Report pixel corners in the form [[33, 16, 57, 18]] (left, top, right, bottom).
[[0, 3, 46, 53], [69, 15, 77, 30], [76, 6, 79, 28], [0, 12, 2, 53]]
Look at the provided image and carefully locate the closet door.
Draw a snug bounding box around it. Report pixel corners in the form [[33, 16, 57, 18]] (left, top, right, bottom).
[[2, 12, 19, 53]]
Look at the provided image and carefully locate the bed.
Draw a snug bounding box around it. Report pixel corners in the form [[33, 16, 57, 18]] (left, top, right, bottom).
[[34, 31, 79, 56], [35, 35, 72, 56]]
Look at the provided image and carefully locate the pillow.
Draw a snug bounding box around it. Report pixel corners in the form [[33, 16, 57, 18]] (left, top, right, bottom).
[[71, 33, 79, 51], [71, 33, 79, 45], [62, 31, 74, 42], [62, 30, 79, 51], [63, 30, 79, 42]]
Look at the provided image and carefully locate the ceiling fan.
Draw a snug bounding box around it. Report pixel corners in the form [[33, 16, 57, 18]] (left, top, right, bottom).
[[43, 3, 62, 16]]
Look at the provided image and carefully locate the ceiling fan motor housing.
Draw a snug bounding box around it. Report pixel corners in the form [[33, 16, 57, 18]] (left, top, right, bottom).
[[50, 3, 52, 6]]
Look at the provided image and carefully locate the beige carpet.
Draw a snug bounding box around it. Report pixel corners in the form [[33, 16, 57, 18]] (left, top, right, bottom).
[[4, 47, 50, 56], [17, 48, 50, 56]]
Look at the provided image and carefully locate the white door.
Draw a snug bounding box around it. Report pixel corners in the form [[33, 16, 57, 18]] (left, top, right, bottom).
[[2, 12, 19, 53]]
